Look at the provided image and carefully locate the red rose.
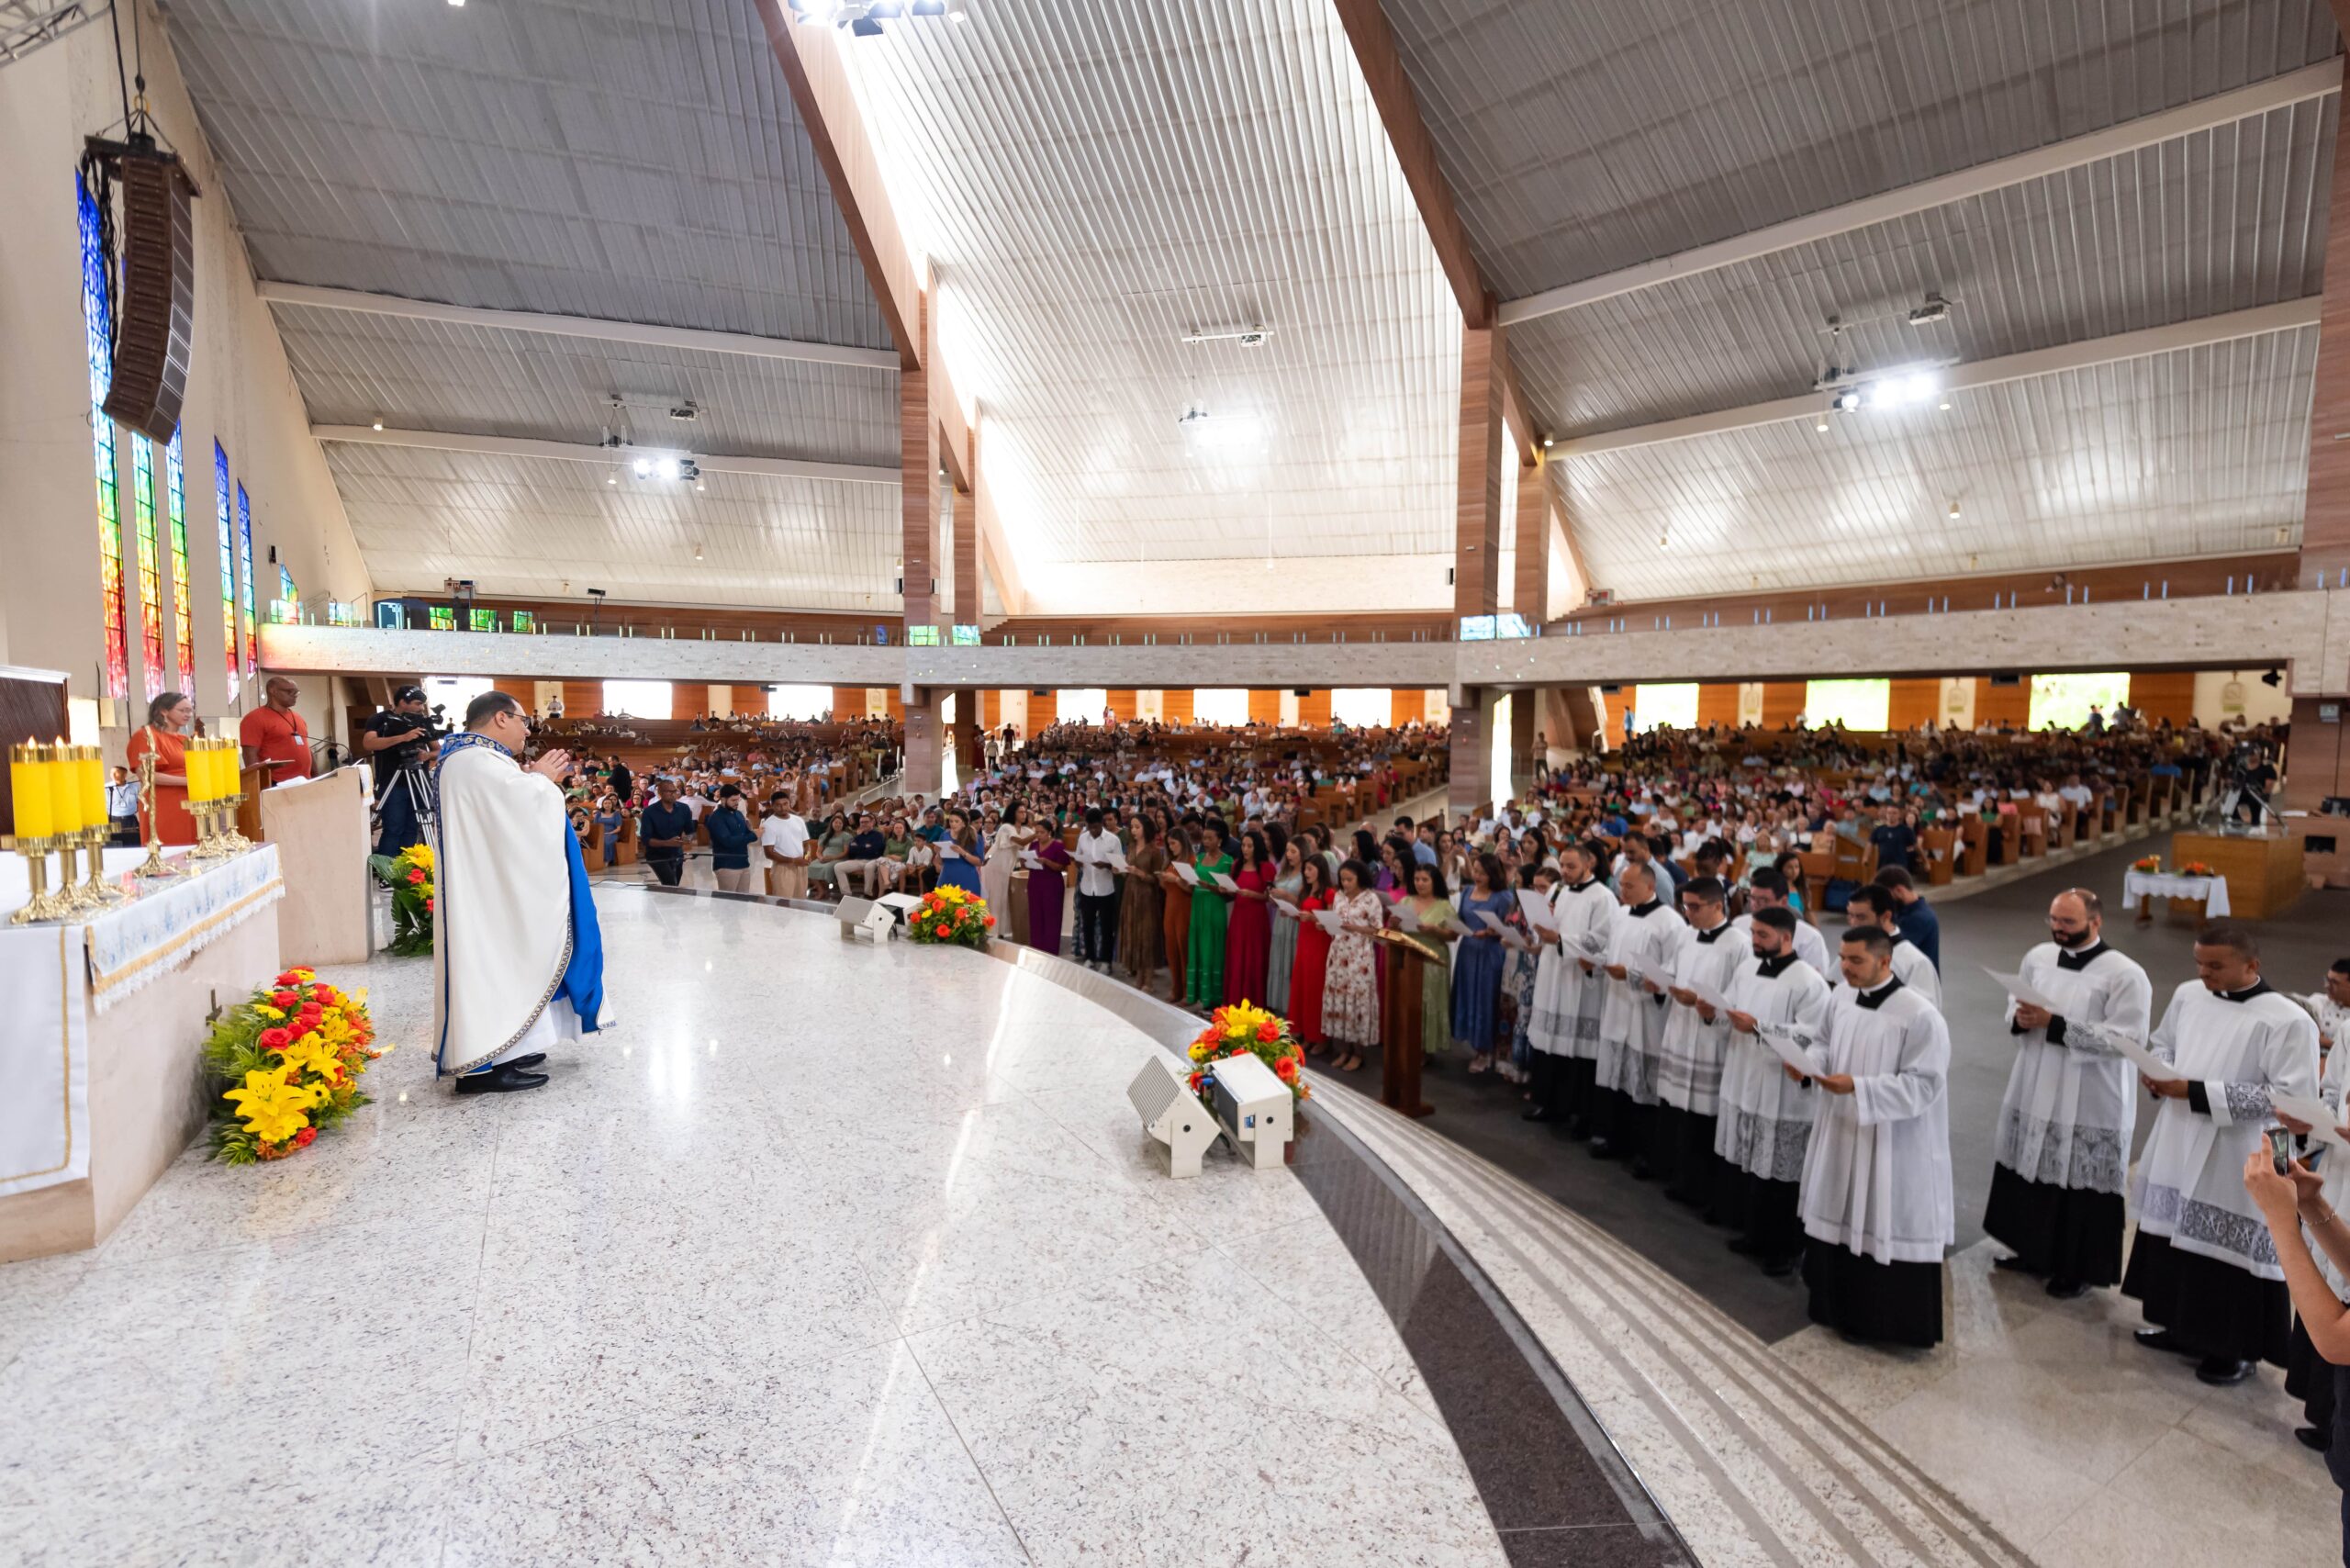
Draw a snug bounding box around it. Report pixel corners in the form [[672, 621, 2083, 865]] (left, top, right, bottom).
[[424, 897, 434, 912], [406, 868, 426, 885], [258, 1027, 293, 1051], [934, 924, 950, 936], [1274, 1057, 1298, 1082], [270, 990, 299, 1008], [274, 970, 303, 986], [1188, 1073, 1205, 1092], [1256, 1021, 1280, 1042], [983, 916, 995, 927], [294, 1127, 317, 1148]]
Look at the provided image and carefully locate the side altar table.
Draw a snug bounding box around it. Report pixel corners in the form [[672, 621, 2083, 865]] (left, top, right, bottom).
[[0, 845, 283, 1262]]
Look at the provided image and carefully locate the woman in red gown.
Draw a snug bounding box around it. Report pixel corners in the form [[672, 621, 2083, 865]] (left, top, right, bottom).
[[1223, 829, 1274, 1006], [1289, 855, 1335, 1051]]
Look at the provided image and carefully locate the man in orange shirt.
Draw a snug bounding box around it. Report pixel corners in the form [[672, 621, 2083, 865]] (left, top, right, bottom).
[[239, 675, 314, 787]]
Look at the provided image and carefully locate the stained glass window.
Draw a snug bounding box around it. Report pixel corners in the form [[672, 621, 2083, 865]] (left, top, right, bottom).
[[509, 610, 535, 633], [236, 484, 256, 675], [79, 179, 128, 700], [214, 442, 237, 699], [280, 565, 297, 608], [428, 607, 455, 632], [131, 436, 163, 700], [165, 431, 193, 690], [468, 608, 496, 632]]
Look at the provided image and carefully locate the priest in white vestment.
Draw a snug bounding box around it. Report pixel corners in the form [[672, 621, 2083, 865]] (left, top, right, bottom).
[[1526, 841, 1617, 1133], [1720, 907, 1832, 1274], [1789, 924, 1953, 1348], [1591, 861, 1685, 1165], [2123, 922, 2321, 1384], [1653, 876, 1750, 1211], [1843, 886, 1941, 1009], [1982, 889, 2151, 1298], [430, 693, 611, 1093]]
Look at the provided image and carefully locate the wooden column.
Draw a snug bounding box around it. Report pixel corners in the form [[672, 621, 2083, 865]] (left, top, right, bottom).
[[1447, 689, 1489, 818], [1455, 325, 1505, 621], [900, 290, 937, 634], [1508, 452, 1549, 771], [2307, 55, 2350, 595]]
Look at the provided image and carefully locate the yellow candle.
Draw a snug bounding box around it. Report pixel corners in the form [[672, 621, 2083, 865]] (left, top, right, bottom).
[[77, 746, 103, 829], [192, 738, 217, 803], [47, 743, 81, 834], [9, 744, 51, 840]]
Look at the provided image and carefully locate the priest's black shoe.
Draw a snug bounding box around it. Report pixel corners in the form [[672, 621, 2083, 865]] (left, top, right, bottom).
[[506, 1053, 547, 1070], [1521, 1105, 1560, 1123], [2044, 1278, 2089, 1301], [1561, 1118, 1591, 1141], [1725, 1234, 1762, 1257], [1627, 1158, 1655, 1182], [2296, 1425, 2331, 1452], [454, 1063, 550, 1095], [1993, 1254, 2040, 1276], [1587, 1138, 1622, 1160], [2133, 1327, 2189, 1355], [2194, 1356, 2255, 1386]]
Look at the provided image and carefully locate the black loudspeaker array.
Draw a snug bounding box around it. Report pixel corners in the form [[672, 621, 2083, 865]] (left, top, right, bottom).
[[96, 143, 200, 443]]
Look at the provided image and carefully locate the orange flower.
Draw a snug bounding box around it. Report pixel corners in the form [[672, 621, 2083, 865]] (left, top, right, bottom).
[[1274, 1056, 1298, 1082], [1256, 1021, 1280, 1042]]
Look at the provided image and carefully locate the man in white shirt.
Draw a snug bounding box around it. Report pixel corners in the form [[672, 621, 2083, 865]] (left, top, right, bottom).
[[1984, 890, 2151, 1299], [1072, 806, 1124, 971], [760, 796, 811, 900], [2123, 922, 2322, 1385], [1735, 866, 1830, 977]]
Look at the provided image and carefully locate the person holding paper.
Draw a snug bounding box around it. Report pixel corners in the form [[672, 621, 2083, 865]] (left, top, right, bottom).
[[1184, 822, 1236, 1007], [1590, 861, 1688, 1165], [1982, 889, 2152, 1299], [1843, 886, 1941, 1010], [1262, 839, 1308, 1014], [1026, 830, 1072, 956], [1323, 859, 1385, 1071], [1223, 830, 1276, 1006], [1400, 861, 1459, 1059], [1118, 816, 1168, 990], [1158, 826, 1193, 1004], [1527, 840, 1618, 1134], [1073, 807, 1123, 970], [1652, 877, 1751, 1211], [1733, 866, 1830, 979], [1451, 853, 1518, 1075], [1291, 856, 1337, 1050], [937, 809, 987, 898], [2123, 922, 2322, 1385], [1718, 907, 1832, 1275], [1795, 924, 1954, 1348]]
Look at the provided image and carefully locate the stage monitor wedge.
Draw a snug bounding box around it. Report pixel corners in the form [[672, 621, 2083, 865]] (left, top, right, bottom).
[[97, 142, 200, 443]]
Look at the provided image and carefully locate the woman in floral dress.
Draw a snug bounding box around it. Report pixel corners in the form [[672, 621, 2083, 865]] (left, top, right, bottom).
[[1322, 858, 1385, 1072]]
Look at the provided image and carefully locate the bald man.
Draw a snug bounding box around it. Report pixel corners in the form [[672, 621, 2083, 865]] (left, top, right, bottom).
[[239, 675, 312, 786]]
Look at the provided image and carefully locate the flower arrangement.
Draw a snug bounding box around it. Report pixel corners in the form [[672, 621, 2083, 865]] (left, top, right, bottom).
[[202, 968, 390, 1164], [906, 884, 994, 947], [2132, 855, 2162, 873], [1187, 1001, 1310, 1103], [368, 842, 435, 956], [2179, 860, 2217, 878]]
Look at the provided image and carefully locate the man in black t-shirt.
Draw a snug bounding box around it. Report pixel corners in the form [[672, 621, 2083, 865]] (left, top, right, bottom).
[[638, 778, 696, 888], [1867, 802, 1919, 875], [363, 686, 435, 857]]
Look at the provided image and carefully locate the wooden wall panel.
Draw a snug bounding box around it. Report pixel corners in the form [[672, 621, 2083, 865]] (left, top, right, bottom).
[[831, 686, 867, 719], [562, 680, 604, 717], [1393, 688, 1426, 725], [1886, 678, 1939, 732], [1248, 689, 1282, 725], [1759, 682, 1806, 729], [1029, 689, 1058, 728], [1161, 688, 1194, 724], [883, 687, 903, 722], [1297, 689, 1333, 727], [980, 689, 1000, 728], [491, 678, 533, 706], [1974, 678, 2031, 730], [1695, 683, 1740, 728], [1107, 689, 1137, 722], [2129, 671, 2197, 725]]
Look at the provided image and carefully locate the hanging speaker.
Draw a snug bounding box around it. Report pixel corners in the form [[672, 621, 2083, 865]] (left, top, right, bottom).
[[100, 145, 200, 443]]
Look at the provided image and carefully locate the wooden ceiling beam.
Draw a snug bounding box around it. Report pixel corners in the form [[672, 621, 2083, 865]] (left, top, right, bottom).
[[753, 1, 924, 370]]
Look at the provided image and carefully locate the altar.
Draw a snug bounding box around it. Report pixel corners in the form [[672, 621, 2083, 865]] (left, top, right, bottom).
[[0, 845, 282, 1262], [2167, 830, 2304, 922]]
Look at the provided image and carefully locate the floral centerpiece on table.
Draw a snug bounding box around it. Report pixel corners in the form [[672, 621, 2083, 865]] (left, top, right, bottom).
[[2132, 855, 2162, 873], [202, 968, 390, 1163], [906, 884, 994, 947], [1188, 1001, 1310, 1103], [367, 842, 435, 956], [2179, 860, 2217, 878]]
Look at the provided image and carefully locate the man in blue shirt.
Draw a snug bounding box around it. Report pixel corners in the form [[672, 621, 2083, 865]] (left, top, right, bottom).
[[638, 778, 697, 888], [1867, 802, 1919, 874], [706, 785, 757, 893], [1872, 866, 1940, 970], [838, 812, 890, 897]]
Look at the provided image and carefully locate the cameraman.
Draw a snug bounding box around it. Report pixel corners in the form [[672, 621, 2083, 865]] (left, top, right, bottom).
[[364, 685, 437, 857], [2233, 742, 2281, 827]]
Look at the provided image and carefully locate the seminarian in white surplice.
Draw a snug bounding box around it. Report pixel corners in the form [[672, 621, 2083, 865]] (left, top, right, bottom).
[[1652, 877, 1750, 1211], [1525, 840, 1617, 1133], [1982, 889, 2152, 1299], [1589, 860, 1686, 1163], [1719, 907, 1833, 1276], [430, 692, 612, 1095], [2122, 922, 2321, 1385], [1789, 924, 1954, 1349]]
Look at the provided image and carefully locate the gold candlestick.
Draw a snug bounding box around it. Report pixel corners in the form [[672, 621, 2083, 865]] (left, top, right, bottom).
[[51, 831, 88, 911], [133, 745, 179, 879], [8, 835, 68, 924], [80, 823, 123, 902]]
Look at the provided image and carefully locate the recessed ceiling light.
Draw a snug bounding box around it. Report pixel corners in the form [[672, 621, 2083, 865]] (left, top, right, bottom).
[[1814, 418, 1830, 432], [370, 418, 384, 431], [1947, 499, 1962, 519], [1939, 398, 1952, 411]]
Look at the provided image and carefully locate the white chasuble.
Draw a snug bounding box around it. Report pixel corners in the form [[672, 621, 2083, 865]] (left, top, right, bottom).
[[1595, 902, 1685, 1103], [1656, 922, 1751, 1114], [2132, 981, 2319, 1281], [1992, 941, 2151, 1197], [431, 735, 612, 1075], [1530, 879, 1616, 1060], [1718, 955, 1831, 1183], [1796, 980, 1953, 1266]]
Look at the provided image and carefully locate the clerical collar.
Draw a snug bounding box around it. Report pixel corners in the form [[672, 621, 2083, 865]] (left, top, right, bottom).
[[1565, 879, 1596, 894], [2221, 980, 2273, 1004], [1627, 899, 1662, 918], [1756, 952, 1799, 979], [1694, 923, 1732, 944], [1854, 976, 1905, 1010], [2054, 941, 2107, 971]]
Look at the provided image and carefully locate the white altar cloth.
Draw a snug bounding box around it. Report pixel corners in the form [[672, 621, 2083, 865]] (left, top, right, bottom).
[[2120, 869, 2231, 917], [0, 845, 281, 1199]]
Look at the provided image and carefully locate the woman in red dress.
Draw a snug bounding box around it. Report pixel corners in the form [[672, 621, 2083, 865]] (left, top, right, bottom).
[[123, 691, 197, 845], [1289, 855, 1335, 1051], [1223, 829, 1274, 1006]]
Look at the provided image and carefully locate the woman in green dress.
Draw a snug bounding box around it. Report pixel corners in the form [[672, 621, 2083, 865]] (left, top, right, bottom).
[[1185, 819, 1236, 1007], [1399, 860, 1458, 1060]]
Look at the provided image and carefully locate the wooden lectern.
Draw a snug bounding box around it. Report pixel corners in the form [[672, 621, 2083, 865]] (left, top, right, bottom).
[[1372, 928, 1442, 1118]]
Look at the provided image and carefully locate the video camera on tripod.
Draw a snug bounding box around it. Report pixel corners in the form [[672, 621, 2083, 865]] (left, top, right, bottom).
[[2213, 738, 2280, 830]]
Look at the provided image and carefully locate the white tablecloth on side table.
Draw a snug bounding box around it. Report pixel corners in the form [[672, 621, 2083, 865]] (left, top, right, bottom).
[[2121, 869, 2231, 917], [0, 845, 281, 1199]]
